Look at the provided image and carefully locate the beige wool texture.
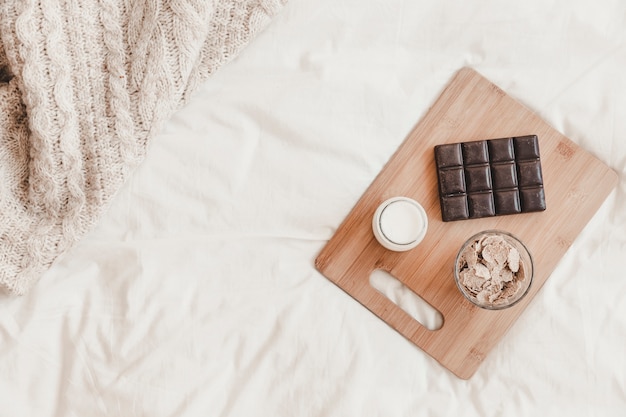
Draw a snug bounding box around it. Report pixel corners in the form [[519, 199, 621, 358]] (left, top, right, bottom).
[[0, 0, 287, 295]]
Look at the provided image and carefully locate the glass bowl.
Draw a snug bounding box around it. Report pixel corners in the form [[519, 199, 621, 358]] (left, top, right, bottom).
[[454, 230, 533, 310]]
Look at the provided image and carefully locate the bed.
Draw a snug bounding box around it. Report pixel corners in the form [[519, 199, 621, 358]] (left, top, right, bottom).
[[1, 0, 625, 415]]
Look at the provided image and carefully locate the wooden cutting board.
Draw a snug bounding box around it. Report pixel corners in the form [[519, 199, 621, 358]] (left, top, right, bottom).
[[315, 67, 618, 379]]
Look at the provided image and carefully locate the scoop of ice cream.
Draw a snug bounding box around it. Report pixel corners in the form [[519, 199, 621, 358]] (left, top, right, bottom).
[[457, 233, 527, 307]]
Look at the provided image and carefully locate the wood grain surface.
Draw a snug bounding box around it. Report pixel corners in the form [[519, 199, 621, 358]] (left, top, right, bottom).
[[315, 67, 618, 379]]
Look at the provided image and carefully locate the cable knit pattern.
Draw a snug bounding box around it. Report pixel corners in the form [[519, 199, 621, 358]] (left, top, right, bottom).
[[0, 0, 287, 295]]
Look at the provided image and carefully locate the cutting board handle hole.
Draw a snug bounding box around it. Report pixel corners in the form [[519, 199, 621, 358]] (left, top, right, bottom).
[[369, 269, 443, 331]]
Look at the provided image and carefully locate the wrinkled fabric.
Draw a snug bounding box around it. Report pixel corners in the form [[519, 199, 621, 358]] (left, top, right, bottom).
[[0, 0, 625, 415]]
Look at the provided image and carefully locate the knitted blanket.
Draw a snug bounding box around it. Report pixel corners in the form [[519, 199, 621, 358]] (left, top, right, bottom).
[[0, 0, 287, 295]]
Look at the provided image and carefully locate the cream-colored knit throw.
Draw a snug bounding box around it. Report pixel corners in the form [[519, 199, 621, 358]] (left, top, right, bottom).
[[0, 0, 287, 295]]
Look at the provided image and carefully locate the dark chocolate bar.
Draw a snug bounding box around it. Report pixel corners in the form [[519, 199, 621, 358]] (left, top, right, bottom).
[[434, 135, 546, 222]]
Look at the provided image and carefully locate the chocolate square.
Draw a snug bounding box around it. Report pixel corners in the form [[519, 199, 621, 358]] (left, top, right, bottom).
[[488, 138, 515, 162], [491, 162, 518, 189], [438, 167, 466, 195], [517, 160, 543, 187], [513, 135, 540, 160], [434, 135, 546, 221], [467, 192, 495, 218], [494, 190, 521, 215], [464, 165, 492, 192], [434, 143, 463, 168], [520, 187, 547, 212], [440, 195, 469, 221], [461, 141, 489, 165]]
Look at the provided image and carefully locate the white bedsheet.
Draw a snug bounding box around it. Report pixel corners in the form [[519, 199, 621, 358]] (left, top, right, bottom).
[[2, 0, 625, 415]]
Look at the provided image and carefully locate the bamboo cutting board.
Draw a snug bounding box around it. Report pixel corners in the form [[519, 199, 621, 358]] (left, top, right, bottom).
[[315, 67, 618, 379]]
